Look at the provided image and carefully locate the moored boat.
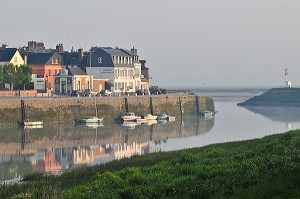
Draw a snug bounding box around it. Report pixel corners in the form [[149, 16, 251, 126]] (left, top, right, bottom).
[[157, 113, 169, 120], [203, 111, 213, 119], [121, 112, 140, 121], [143, 114, 158, 120], [22, 121, 43, 126], [168, 116, 176, 121], [78, 116, 104, 123]]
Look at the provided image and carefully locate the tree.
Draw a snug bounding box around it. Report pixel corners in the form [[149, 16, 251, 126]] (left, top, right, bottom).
[[15, 65, 33, 90], [2, 63, 15, 90]]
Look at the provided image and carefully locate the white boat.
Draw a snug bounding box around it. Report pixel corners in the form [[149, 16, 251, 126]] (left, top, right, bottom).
[[157, 113, 169, 120], [121, 112, 140, 121], [168, 116, 176, 121], [79, 116, 104, 123], [203, 111, 213, 119], [23, 121, 43, 126], [143, 114, 158, 120]]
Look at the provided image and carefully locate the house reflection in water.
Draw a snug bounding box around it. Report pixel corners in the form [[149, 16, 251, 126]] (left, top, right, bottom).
[[0, 116, 214, 181]]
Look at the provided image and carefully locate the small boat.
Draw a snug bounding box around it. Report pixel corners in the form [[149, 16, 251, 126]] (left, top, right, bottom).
[[203, 111, 213, 119], [78, 116, 104, 123], [23, 121, 43, 126], [143, 114, 158, 120], [157, 113, 169, 120], [168, 116, 176, 121], [121, 112, 140, 121]]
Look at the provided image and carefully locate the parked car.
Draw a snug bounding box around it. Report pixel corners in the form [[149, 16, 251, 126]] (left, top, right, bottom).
[[136, 89, 150, 95], [99, 89, 112, 96], [83, 89, 98, 97], [70, 90, 81, 97], [149, 86, 161, 95]]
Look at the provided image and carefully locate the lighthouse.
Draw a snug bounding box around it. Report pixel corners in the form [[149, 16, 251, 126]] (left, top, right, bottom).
[[284, 67, 292, 88]]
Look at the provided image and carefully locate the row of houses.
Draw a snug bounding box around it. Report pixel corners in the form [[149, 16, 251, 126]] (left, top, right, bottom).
[[0, 42, 150, 94]]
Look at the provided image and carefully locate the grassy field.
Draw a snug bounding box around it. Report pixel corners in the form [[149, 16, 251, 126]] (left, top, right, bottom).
[[1, 130, 300, 198]]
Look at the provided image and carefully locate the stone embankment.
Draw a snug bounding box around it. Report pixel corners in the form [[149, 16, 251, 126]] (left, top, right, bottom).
[[238, 88, 300, 107], [0, 94, 215, 126]]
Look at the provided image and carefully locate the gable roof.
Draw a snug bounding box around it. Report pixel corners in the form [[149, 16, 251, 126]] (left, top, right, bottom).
[[26, 52, 62, 65], [0, 48, 18, 62]]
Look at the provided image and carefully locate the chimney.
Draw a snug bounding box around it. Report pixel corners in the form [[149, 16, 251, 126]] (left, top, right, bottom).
[[28, 41, 36, 49], [131, 46, 137, 55], [1, 43, 8, 48], [78, 48, 83, 59], [56, 44, 63, 53]]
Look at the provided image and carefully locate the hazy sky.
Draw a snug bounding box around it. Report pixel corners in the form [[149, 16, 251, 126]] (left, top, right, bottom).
[[1, 0, 300, 88]]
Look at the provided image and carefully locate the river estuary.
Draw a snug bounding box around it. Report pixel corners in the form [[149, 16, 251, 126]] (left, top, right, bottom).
[[1, 88, 300, 182]]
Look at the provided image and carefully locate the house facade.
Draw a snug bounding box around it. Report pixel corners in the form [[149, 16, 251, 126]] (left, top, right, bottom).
[[0, 48, 24, 66], [53, 67, 109, 94], [54, 67, 91, 94], [25, 52, 63, 91], [79, 47, 144, 94]]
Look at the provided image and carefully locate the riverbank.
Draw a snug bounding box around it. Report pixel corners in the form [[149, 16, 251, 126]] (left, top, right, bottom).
[[0, 94, 215, 126], [1, 130, 299, 198]]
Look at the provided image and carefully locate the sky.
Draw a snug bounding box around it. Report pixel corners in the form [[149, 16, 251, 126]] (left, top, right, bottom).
[[1, 0, 300, 88]]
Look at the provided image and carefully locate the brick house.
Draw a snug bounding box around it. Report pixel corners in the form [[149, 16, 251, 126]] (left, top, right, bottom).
[[25, 52, 63, 91]]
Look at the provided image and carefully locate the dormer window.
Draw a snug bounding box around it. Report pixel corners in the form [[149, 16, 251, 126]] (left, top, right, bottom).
[[52, 59, 54, 64]]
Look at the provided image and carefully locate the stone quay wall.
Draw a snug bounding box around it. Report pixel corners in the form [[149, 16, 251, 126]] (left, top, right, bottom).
[[0, 95, 215, 126]]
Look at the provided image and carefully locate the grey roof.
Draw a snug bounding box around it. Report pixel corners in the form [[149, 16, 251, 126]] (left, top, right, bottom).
[[0, 48, 18, 62], [68, 67, 87, 76], [59, 52, 82, 66], [25, 52, 62, 65], [78, 47, 134, 68], [101, 47, 131, 57]]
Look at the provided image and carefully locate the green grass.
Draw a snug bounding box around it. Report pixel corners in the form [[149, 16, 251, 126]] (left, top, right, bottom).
[[1, 130, 300, 198]]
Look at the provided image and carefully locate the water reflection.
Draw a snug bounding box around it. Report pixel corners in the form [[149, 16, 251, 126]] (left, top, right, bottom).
[[0, 116, 214, 181], [242, 106, 300, 130]]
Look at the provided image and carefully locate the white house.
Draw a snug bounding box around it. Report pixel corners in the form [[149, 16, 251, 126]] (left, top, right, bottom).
[[79, 47, 143, 94]]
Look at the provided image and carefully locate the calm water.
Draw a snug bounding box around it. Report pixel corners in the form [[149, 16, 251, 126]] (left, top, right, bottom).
[[1, 88, 300, 182]]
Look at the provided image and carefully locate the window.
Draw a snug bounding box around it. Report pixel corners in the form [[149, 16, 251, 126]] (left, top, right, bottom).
[[14, 57, 17, 62], [48, 70, 51, 76], [129, 82, 133, 89], [98, 57, 102, 63], [55, 58, 58, 64]]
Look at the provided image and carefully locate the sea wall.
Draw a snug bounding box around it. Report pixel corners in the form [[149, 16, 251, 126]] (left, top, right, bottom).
[[238, 88, 300, 107], [0, 95, 215, 126]]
